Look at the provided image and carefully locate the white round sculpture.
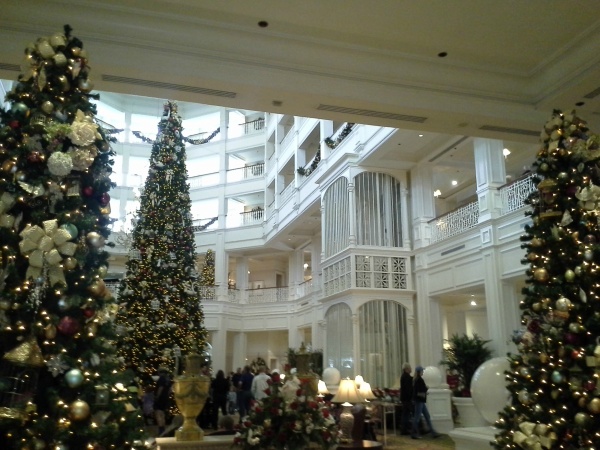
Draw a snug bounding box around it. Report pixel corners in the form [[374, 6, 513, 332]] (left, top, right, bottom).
[[423, 366, 443, 388], [322, 367, 341, 394], [471, 357, 510, 424]]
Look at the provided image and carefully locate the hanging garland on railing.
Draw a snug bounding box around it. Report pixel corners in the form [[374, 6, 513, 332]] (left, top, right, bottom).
[[132, 127, 221, 145], [184, 127, 221, 145], [297, 122, 355, 176], [324, 122, 355, 149], [191, 217, 218, 232]]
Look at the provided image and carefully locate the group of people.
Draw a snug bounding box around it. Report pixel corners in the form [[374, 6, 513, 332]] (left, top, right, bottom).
[[400, 363, 441, 440]]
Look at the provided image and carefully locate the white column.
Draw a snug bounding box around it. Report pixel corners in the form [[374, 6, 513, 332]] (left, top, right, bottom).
[[232, 332, 247, 370], [320, 120, 334, 161], [352, 313, 360, 377], [410, 164, 435, 249], [235, 257, 249, 304], [211, 325, 227, 372], [348, 181, 356, 246], [474, 138, 506, 221], [215, 232, 228, 301], [481, 249, 509, 357], [414, 272, 444, 368], [220, 108, 229, 140]]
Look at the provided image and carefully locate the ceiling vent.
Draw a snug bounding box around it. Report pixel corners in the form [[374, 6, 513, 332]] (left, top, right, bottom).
[[101, 75, 237, 98], [0, 62, 20, 72], [317, 104, 427, 123], [583, 86, 600, 99], [479, 124, 538, 137]]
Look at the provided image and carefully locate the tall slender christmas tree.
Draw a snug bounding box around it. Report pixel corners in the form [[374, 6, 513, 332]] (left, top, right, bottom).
[[494, 110, 600, 449], [200, 249, 215, 287], [0, 26, 146, 449], [116, 101, 208, 387]]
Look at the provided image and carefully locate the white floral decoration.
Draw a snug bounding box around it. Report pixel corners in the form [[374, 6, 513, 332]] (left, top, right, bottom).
[[68, 109, 101, 146], [47, 151, 73, 177]]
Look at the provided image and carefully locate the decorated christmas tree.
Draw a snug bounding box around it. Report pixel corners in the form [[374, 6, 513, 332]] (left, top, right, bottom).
[[199, 249, 215, 286], [494, 110, 600, 449], [0, 26, 147, 449], [115, 101, 208, 387]]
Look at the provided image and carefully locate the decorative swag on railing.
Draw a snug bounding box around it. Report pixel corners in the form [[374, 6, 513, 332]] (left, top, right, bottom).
[[297, 123, 355, 176], [132, 127, 220, 145]]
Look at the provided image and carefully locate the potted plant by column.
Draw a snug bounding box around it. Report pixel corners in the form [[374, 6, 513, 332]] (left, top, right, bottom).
[[440, 333, 492, 427]]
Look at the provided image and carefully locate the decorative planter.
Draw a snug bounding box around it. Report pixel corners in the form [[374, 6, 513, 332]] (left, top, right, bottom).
[[452, 397, 488, 428], [173, 352, 210, 441]]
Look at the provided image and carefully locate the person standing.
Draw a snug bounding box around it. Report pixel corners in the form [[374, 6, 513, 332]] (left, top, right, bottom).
[[400, 363, 413, 435], [154, 366, 172, 436], [238, 366, 254, 419], [411, 366, 440, 440], [251, 366, 271, 401], [211, 370, 231, 427]]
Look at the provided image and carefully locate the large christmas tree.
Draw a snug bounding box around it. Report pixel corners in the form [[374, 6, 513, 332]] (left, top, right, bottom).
[[116, 101, 208, 387], [494, 110, 600, 449], [0, 26, 146, 449]]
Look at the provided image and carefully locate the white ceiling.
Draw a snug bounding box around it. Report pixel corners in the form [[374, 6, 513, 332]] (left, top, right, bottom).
[[1, 1, 600, 273]]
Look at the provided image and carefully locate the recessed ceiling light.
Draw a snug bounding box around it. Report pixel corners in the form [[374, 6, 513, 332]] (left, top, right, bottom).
[[470, 300, 477, 306], [451, 180, 458, 186], [433, 189, 441, 198], [418, 134, 424, 137], [503, 148, 511, 157]]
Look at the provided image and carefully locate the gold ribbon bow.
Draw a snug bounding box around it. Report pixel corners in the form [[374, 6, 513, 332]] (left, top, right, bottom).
[[0, 192, 16, 228], [575, 184, 600, 211], [513, 421, 555, 449], [18, 219, 77, 286]]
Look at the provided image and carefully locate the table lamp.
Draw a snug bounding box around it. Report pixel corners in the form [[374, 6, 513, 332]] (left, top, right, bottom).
[[318, 379, 330, 398], [358, 382, 376, 402], [332, 378, 364, 441]]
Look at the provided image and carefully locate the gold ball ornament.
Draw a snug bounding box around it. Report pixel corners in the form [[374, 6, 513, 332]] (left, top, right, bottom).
[[533, 268, 549, 282], [86, 232, 105, 248], [97, 265, 108, 278], [579, 397, 588, 408], [539, 353, 549, 364], [532, 302, 542, 312], [63, 257, 78, 270], [574, 412, 589, 426], [85, 322, 98, 337], [69, 399, 90, 421], [88, 279, 106, 296], [588, 398, 600, 414], [78, 78, 94, 92], [0, 300, 11, 310], [99, 204, 111, 215], [556, 297, 572, 311], [44, 324, 57, 339], [564, 269, 575, 282], [2, 159, 18, 174], [40, 100, 54, 114]]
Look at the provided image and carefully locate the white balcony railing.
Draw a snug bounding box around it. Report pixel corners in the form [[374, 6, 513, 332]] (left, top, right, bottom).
[[240, 209, 264, 226], [226, 163, 264, 183], [280, 183, 295, 205], [430, 201, 480, 243], [189, 172, 219, 189], [501, 173, 536, 215], [248, 287, 289, 304]]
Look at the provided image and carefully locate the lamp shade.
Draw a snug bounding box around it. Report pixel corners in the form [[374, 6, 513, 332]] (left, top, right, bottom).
[[358, 381, 376, 401], [332, 378, 364, 404], [354, 374, 364, 388], [318, 379, 329, 395]]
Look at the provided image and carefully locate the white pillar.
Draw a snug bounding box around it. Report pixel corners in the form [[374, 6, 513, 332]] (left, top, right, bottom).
[[348, 181, 357, 246], [320, 120, 334, 161], [352, 313, 360, 377], [215, 232, 228, 301], [481, 249, 510, 357], [410, 164, 435, 249], [414, 272, 444, 367], [474, 138, 506, 221], [232, 332, 248, 370], [211, 325, 227, 372]]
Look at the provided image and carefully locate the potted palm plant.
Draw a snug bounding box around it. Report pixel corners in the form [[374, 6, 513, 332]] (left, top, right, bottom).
[[440, 333, 492, 427]]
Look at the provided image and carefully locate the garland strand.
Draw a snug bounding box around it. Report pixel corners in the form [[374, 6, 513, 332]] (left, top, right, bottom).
[[132, 127, 221, 146], [297, 123, 355, 176], [191, 217, 218, 232]]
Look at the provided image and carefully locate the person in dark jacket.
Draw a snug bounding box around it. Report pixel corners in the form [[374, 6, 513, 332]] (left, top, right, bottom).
[[211, 370, 231, 428], [411, 366, 440, 439], [400, 363, 413, 435]]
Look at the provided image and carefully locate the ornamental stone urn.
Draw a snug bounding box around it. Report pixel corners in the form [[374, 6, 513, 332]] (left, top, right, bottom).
[[173, 350, 210, 441]]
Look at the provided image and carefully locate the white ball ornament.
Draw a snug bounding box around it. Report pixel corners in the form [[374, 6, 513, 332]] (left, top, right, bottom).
[[422, 366, 443, 388], [322, 367, 341, 394], [470, 357, 510, 424]]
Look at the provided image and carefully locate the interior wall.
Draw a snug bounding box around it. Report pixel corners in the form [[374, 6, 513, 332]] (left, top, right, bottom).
[[246, 330, 289, 373]]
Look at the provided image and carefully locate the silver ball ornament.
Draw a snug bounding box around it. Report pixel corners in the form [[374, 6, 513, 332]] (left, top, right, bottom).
[[86, 232, 105, 248], [65, 368, 84, 388]]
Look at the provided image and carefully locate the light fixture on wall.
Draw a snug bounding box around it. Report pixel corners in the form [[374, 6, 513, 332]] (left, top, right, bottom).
[[451, 180, 458, 186], [433, 189, 442, 198], [503, 148, 511, 158], [332, 378, 364, 441]]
